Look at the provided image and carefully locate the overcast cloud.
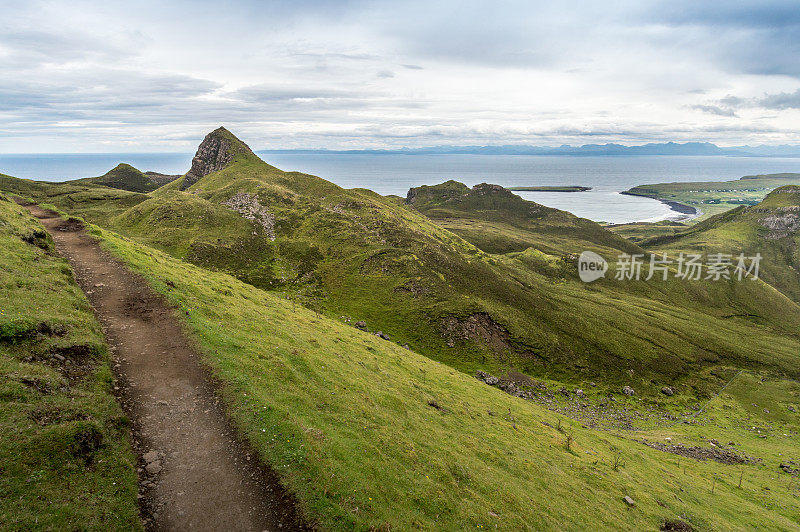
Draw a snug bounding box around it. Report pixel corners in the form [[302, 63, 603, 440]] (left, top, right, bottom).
[[1, 0, 799, 151]]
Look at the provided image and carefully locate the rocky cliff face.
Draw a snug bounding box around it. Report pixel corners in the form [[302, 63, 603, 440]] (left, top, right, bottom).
[[180, 127, 253, 190]]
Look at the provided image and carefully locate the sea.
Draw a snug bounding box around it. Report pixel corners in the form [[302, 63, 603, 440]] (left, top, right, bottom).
[[2, 152, 799, 225]]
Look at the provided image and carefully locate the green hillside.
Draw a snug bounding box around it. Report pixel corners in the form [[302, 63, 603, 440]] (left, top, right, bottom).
[[3, 129, 800, 530], [406, 180, 640, 255], [72, 163, 180, 193], [645, 185, 800, 302], [90, 220, 800, 531], [0, 195, 140, 529], [3, 129, 800, 397]]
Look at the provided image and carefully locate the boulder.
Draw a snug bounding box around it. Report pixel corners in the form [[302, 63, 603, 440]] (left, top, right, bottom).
[[575, 389, 586, 398], [623, 496, 635, 507], [354, 320, 367, 329], [622, 386, 635, 396], [661, 386, 674, 396]]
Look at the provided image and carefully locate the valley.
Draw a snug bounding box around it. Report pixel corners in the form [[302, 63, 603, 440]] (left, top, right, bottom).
[[2, 128, 799, 531]]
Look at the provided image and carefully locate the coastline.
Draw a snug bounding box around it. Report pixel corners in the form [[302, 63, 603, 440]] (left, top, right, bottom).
[[619, 190, 701, 222]]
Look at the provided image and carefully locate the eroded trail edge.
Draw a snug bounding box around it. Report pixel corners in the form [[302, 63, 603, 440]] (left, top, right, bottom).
[[24, 203, 304, 532]]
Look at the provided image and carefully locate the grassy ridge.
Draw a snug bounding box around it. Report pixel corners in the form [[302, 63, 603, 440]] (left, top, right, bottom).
[[4, 145, 800, 395], [72, 163, 178, 193], [406, 181, 639, 255], [646, 186, 800, 302], [0, 195, 140, 530], [91, 222, 800, 531]]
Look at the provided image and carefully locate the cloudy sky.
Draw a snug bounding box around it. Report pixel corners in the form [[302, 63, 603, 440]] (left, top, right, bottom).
[[2, 0, 800, 152]]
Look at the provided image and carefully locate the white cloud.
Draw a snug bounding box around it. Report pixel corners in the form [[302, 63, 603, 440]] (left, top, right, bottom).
[[1, 0, 800, 151]]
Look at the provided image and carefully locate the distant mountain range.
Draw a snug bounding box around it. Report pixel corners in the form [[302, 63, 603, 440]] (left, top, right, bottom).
[[259, 141, 800, 157]]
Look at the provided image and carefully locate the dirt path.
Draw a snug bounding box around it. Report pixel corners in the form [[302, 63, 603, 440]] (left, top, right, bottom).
[[24, 204, 305, 532]]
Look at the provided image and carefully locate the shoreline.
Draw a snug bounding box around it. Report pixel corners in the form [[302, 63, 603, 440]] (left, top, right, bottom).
[[619, 190, 702, 223]]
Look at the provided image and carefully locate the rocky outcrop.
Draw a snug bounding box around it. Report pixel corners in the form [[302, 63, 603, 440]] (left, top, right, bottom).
[[180, 127, 254, 190], [760, 212, 800, 239], [221, 192, 276, 240]]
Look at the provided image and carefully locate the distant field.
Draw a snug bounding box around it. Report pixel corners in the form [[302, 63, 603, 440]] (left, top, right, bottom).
[[623, 173, 800, 223]]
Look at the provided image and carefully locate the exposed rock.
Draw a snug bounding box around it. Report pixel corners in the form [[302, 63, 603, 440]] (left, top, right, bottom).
[[354, 320, 367, 329], [222, 192, 276, 240], [760, 212, 800, 239], [143, 450, 160, 463], [623, 496, 635, 507], [440, 313, 524, 356], [779, 462, 798, 475], [145, 461, 162, 475], [661, 386, 674, 397], [475, 370, 500, 386], [180, 127, 254, 190], [622, 386, 635, 396], [639, 439, 759, 465], [375, 331, 391, 340]]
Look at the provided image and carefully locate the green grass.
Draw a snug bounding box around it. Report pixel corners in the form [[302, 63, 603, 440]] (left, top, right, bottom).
[[645, 186, 800, 302], [608, 220, 689, 245], [71, 163, 177, 193], [0, 195, 141, 530], [90, 221, 800, 531], [623, 173, 800, 223], [4, 142, 800, 397]]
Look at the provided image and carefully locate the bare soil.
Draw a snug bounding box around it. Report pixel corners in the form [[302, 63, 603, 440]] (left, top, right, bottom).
[[23, 202, 307, 531]]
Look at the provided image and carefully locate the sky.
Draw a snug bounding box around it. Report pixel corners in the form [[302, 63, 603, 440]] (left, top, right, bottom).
[[2, 0, 800, 152]]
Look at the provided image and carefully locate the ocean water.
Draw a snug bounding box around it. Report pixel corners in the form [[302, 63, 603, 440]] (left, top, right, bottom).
[[2, 152, 799, 224]]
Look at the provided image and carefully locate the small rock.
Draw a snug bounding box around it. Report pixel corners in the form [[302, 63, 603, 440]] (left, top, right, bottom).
[[623, 495, 635, 507], [375, 331, 391, 340], [589, 382, 597, 387], [52, 353, 66, 362], [789, 405, 796, 413], [661, 386, 674, 396], [143, 450, 160, 463], [575, 389, 586, 398], [93, 283, 105, 288], [622, 386, 635, 396], [354, 321, 367, 329], [145, 461, 162, 475], [401, 343, 410, 350]]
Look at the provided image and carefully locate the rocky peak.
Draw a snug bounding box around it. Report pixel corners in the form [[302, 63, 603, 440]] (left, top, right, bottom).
[[180, 127, 254, 190]]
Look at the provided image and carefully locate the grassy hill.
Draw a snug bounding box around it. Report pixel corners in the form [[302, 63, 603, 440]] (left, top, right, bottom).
[[72, 163, 180, 193], [3, 129, 800, 398], [3, 129, 800, 529], [644, 185, 800, 302], [406, 180, 639, 255], [90, 220, 800, 530], [0, 195, 140, 529]]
